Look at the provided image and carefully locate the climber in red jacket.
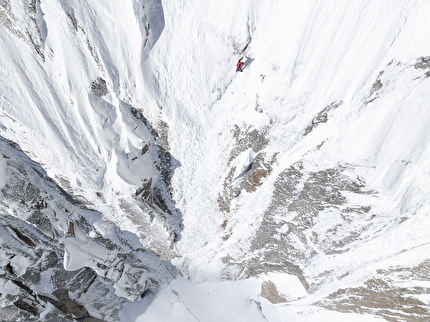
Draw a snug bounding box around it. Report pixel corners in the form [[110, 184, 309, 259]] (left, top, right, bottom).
[[236, 58, 244, 72]]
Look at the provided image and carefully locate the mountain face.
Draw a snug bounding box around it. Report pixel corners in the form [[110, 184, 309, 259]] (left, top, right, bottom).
[[1, 0, 430, 321]]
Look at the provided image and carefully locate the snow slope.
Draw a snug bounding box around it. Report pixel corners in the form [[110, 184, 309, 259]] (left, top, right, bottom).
[[1, 0, 430, 321], [123, 0, 430, 320]]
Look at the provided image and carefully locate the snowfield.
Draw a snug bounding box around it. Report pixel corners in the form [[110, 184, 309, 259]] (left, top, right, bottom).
[[1, 0, 430, 321]]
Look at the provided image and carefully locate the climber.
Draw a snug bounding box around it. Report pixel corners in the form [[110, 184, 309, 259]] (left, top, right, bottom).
[[236, 58, 244, 72]]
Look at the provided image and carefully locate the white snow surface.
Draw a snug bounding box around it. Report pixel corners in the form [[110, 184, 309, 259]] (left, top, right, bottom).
[[1, 0, 430, 320], [119, 277, 383, 322], [231, 148, 256, 181], [63, 236, 109, 271]]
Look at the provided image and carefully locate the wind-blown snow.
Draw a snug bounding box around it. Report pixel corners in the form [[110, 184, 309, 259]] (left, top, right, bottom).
[[1, 0, 430, 320]]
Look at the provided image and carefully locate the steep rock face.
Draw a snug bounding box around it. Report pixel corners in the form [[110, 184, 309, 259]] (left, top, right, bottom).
[[2, 0, 430, 321], [320, 261, 430, 322], [0, 136, 176, 321], [213, 51, 430, 318], [0, 1, 183, 319], [0, 0, 181, 247]]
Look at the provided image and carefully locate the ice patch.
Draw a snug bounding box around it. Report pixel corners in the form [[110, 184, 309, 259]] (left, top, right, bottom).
[[63, 237, 108, 271], [0, 280, 21, 296], [9, 255, 31, 276], [0, 249, 9, 266], [232, 148, 256, 181]]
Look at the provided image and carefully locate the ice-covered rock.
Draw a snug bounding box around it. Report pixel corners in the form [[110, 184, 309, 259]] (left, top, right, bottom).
[[0, 135, 176, 320]]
